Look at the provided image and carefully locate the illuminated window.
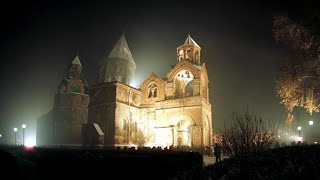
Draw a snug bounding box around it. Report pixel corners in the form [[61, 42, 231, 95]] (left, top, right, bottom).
[[148, 83, 157, 98], [178, 49, 184, 61], [195, 51, 199, 61], [122, 118, 127, 130], [186, 49, 192, 60], [134, 122, 138, 132]]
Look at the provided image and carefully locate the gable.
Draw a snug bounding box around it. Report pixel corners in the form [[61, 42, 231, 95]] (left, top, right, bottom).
[[140, 72, 165, 88], [140, 72, 166, 103], [166, 60, 201, 82]]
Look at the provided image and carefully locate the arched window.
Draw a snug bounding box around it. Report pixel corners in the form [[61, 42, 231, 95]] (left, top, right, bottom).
[[122, 118, 127, 130], [71, 85, 80, 93], [178, 49, 184, 61], [186, 49, 192, 60], [148, 83, 157, 98], [174, 70, 194, 98], [195, 51, 199, 61], [134, 122, 138, 132]]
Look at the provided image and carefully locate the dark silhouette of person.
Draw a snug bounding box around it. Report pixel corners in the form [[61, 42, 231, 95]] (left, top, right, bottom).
[[214, 143, 222, 163]]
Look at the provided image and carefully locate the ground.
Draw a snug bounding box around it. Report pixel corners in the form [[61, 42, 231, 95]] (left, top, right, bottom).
[[203, 155, 228, 166]]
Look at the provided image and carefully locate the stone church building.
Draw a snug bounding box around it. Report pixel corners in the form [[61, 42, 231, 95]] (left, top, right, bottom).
[[37, 34, 212, 148]]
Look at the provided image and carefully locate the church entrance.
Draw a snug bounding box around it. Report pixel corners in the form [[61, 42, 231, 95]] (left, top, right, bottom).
[[176, 120, 192, 146]]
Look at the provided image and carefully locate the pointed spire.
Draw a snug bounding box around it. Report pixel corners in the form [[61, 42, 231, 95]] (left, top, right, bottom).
[[108, 34, 134, 62], [184, 34, 201, 48], [72, 55, 82, 66]]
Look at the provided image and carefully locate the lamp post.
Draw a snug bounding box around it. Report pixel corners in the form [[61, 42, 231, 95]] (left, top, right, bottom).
[[309, 120, 314, 126], [13, 128, 17, 145], [22, 124, 26, 146], [297, 126, 301, 137], [309, 120, 314, 143]]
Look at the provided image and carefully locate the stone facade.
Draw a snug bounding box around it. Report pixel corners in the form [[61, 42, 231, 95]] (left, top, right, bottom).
[[37, 35, 212, 148], [87, 35, 212, 147], [37, 56, 89, 146]]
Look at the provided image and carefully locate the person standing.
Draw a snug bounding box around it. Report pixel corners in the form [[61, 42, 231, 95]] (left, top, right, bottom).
[[214, 143, 222, 163]]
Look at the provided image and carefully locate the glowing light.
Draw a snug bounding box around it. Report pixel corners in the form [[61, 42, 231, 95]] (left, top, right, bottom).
[[22, 124, 26, 128], [24, 146, 35, 151], [295, 136, 303, 142], [129, 81, 137, 88], [155, 128, 170, 146], [14, 128, 17, 132], [278, 135, 280, 138], [25, 136, 36, 147], [314, 142, 318, 144], [129, 79, 141, 88], [0, 134, 2, 137], [309, 120, 314, 125], [297, 126, 301, 131]]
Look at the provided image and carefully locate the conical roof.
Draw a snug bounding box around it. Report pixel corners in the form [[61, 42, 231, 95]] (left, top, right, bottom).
[[108, 35, 134, 62], [184, 34, 201, 48], [72, 55, 82, 66]]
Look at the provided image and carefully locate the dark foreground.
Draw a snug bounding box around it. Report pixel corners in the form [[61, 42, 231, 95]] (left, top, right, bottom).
[[2, 144, 320, 180], [0, 145, 203, 180], [173, 144, 320, 179]]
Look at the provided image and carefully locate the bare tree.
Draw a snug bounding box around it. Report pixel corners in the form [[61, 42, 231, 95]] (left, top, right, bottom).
[[222, 112, 278, 156], [273, 15, 320, 130]]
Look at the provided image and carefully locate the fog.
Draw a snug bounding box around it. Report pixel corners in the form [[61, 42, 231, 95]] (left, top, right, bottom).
[[0, 1, 298, 143]]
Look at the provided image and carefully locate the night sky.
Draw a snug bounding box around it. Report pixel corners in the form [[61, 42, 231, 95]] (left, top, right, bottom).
[[0, 0, 315, 143]]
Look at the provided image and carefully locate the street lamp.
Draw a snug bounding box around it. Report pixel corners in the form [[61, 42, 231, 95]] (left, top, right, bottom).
[[309, 120, 314, 126], [297, 126, 301, 137], [22, 124, 26, 146], [13, 128, 17, 145]]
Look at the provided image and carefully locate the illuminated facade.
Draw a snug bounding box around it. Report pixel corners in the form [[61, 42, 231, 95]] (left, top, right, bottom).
[[85, 34, 212, 147], [37, 34, 212, 147]]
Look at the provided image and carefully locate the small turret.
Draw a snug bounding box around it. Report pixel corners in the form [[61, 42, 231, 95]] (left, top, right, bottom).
[[67, 55, 82, 80], [57, 56, 85, 94], [177, 34, 201, 65]]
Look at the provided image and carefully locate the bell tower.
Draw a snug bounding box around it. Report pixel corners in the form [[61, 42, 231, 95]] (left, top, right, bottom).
[[177, 34, 201, 65], [50, 55, 89, 145], [67, 55, 82, 80]]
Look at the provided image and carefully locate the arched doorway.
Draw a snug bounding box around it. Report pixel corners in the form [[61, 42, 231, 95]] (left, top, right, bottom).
[[194, 133, 201, 147], [176, 120, 192, 146]]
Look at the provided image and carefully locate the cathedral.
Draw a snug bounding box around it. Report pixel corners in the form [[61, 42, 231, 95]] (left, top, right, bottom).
[[37, 34, 213, 148]]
